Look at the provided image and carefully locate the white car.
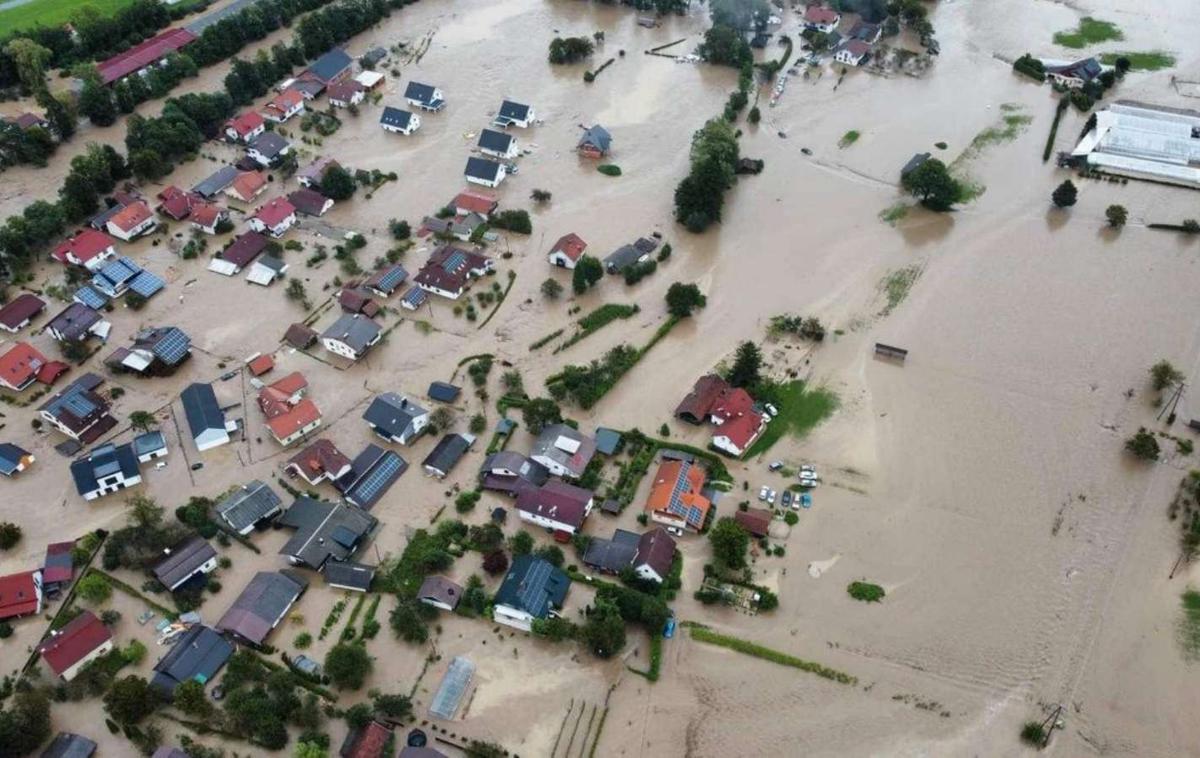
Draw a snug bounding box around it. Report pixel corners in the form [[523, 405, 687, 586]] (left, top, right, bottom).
[[800, 473, 821, 482], [759, 485, 769, 501], [666, 526, 684, 537], [800, 464, 816, 473], [767, 489, 777, 505], [798, 479, 820, 489], [764, 403, 779, 417]]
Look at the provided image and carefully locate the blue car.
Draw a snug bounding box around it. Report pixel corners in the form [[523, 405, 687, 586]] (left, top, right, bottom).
[[663, 614, 676, 639], [800, 493, 813, 509]]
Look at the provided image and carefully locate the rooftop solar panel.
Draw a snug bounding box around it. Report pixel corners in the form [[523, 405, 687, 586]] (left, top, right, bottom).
[[129, 270, 165, 297], [443, 251, 467, 272], [347, 452, 405, 507], [401, 288, 427, 307], [74, 286, 109, 309], [153, 328, 190, 364], [58, 389, 98, 417]]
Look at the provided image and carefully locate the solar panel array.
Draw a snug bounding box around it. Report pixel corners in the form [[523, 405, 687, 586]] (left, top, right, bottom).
[[347, 451, 406, 507], [129, 270, 165, 298], [377, 265, 407, 291], [442, 250, 467, 273], [401, 287, 427, 307], [151, 328, 190, 365], [665, 461, 703, 528], [54, 388, 98, 419], [98, 257, 140, 285], [74, 286, 109, 309]]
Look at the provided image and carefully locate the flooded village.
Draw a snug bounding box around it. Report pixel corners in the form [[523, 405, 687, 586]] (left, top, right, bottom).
[[1, 0, 1200, 756]]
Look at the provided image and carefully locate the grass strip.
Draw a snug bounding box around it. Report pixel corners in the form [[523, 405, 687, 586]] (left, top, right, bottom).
[[88, 568, 176, 619], [1052, 17, 1123, 49], [685, 624, 857, 685], [1099, 51, 1175, 71], [477, 273, 516, 330], [1180, 589, 1200, 660], [626, 632, 662, 682], [554, 304, 639, 353], [530, 328, 564, 351]]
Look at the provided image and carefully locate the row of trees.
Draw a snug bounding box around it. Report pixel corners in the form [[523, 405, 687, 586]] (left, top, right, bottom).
[[674, 118, 740, 232]]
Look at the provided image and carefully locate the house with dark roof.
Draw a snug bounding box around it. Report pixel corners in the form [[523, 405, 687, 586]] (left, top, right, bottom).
[[492, 555, 570, 631], [422, 433, 474, 479], [360, 47, 388, 68], [577, 125, 611, 158], [548, 232, 587, 269], [247, 132, 291, 167], [39, 733, 97, 758], [39, 375, 115, 443], [848, 20, 882, 44], [0, 570, 42, 620], [133, 430, 168, 463], [328, 80, 365, 108], [404, 81, 445, 111], [427, 381, 460, 403], [181, 382, 236, 452], [0, 443, 34, 477], [215, 480, 283, 535], [515, 480, 594, 535], [96, 27, 196, 85], [379, 106, 420, 135], [220, 231, 270, 272], [495, 99, 536, 128], [645, 459, 711, 532], [735, 507, 773, 538], [0, 293, 46, 332], [530, 424, 596, 479], [464, 156, 507, 188], [363, 393, 429, 445], [150, 625, 233, 697], [277, 497, 378, 571], [582, 529, 639, 575], [479, 451, 549, 497], [321, 313, 382, 361], [285, 322, 318, 349], [675, 374, 730, 423], [289, 188, 335, 217], [297, 156, 340, 189], [417, 575, 462, 611], [335, 444, 408, 509], [833, 38, 871, 67], [324, 561, 375, 592], [193, 165, 240, 198], [603, 237, 657, 274], [413, 245, 494, 300], [105, 326, 191, 376], [1045, 57, 1104, 89], [287, 439, 352, 485], [41, 541, 73, 591], [304, 48, 353, 84], [70, 442, 142, 501], [37, 610, 113, 681], [216, 570, 307, 646], [361, 265, 407, 300], [153, 536, 218, 592], [46, 303, 109, 343], [477, 128, 518, 160], [338, 287, 379, 317]]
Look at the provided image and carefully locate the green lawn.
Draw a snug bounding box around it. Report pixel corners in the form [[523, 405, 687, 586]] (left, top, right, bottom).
[[1099, 51, 1176, 71], [1052, 17, 1123, 49], [0, 0, 135, 33], [744, 380, 837, 459], [1180, 589, 1200, 661]]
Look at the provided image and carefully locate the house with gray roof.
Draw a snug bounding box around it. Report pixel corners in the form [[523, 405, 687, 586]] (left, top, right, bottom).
[[464, 156, 506, 188], [181, 382, 236, 452], [321, 313, 381, 361], [215, 570, 307, 646], [133, 430, 168, 462], [603, 237, 658, 274], [362, 393, 429, 445], [477, 128, 517, 160], [479, 451, 548, 496], [69, 442, 141, 501], [152, 536, 217, 591], [40, 733, 97, 758], [323, 561, 374, 592], [583, 526, 676, 583], [247, 132, 291, 167], [495, 99, 535, 128], [192, 165, 240, 198], [422, 433, 474, 479], [417, 575, 462, 611], [492, 555, 570, 631], [578, 124, 611, 157], [380, 106, 420, 135], [150, 625, 233, 697], [530, 424, 596, 479], [215, 480, 283, 535], [277, 497, 378, 571], [404, 81, 445, 111]]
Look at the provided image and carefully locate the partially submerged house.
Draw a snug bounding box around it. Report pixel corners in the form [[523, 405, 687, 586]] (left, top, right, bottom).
[[105, 326, 191, 376], [96, 27, 196, 85], [477, 128, 518, 160], [41, 541, 75, 593], [515, 479, 594, 535], [321, 313, 382, 361], [224, 111, 266, 142], [324, 561, 375, 592], [69, 442, 142, 501], [645, 459, 711, 532], [494, 99, 536, 128], [362, 393, 429, 445], [219, 231, 270, 273], [105, 200, 157, 241], [224, 170, 268, 204], [39, 733, 97, 758], [193, 165, 241, 199], [277, 497, 378, 571], [0, 342, 50, 392], [289, 188, 335, 217], [421, 433, 474, 478], [247, 132, 291, 167], [0, 443, 35, 477], [51, 230, 117, 271], [1069, 100, 1200, 187], [451, 191, 498, 217], [152, 536, 218, 592], [547, 232, 587, 269], [133, 430, 168, 463], [37, 610, 113, 681], [464, 156, 507, 188], [413, 246, 494, 299], [365, 263, 408, 297], [257, 372, 322, 447], [1045, 57, 1103, 89], [215, 480, 283, 535], [603, 237, 657, 274], [262, 89, 305, 123], [492, 555, 570, 631], [834, 39, 871, 67], [327, 80, 365, 108], [404, 81, 445, 111], [287, 438, 352, 485], [181, 382, 237, 452], [803, 5, 841, 32], [577, 125, 611, 158], [216, 570, 307, 646], [417, 575, 462, 612], [582, 527, 676, 583], [335, 444, 408, 509], [46, 303, 109, 343], [0, 570, 42, 621], [0, 293, 46, 332], [380, 106, 420, 135], [479, 451, 549, 497], [530, 423, 596, 479], [39, 375, 115, 443], [297, 156, 341, 189], [248, 197, 297, 238], [735, 507, 773, 538], [150, 625, 233, 697]]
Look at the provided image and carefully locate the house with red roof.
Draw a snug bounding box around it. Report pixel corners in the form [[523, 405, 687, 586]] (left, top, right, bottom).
[[735, 507, 773, 538], [262, 89, 305, 123], [52, 229, 117, 271], [515, 480, 594, 535], [674, 374, 730, 424], [37, 610, 113, 681], [246, 353, 274, 376], [156, 186, 194, 221], [258, 372, 321, 446], [0, 293, 46, 333], [0, 570, 43, 621], [190, 202, 227, 235], [219, 231, 270, 272], [547, 232, 588, 269], [803, 5, 842, 33], [248, 197, 297, 238], [342, 721, 394, 758], [451, 191, 498, 217], [0, 341, 49, 392], [224, 171, 268, 204], [834, 39, 872, 67], [645, 459, 711, 532], [710, 387, 757, 425], [413, 245, 495, 300], [42, 541, 75, 591], [289, 188, 334, 217], [224, 111, 266, 143], [287, 438, 352, 485], [711, 410, 767, 457], [96, 28, 197, 85], [327, 81, 365, 108], [105, 200, 157, 241]]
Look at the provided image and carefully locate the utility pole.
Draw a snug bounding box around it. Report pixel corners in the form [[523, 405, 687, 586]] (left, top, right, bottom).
[[1158, 382, 1185, 424]]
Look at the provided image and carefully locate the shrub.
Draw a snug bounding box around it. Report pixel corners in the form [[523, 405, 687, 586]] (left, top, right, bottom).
[[541, 277, 563, 299], [294, 632, 312, 649], [454, 491, 481, 513], [0, 522, 22, 550], [847, 581, 886, 602], [597, 164, 621, 177], [1020, 721, 1046, 747], [1051, 180, 1077, 208], [784, 512, 799, 526], [1125, 428, 1160, 461], [76, 573, 112, 604], [548, 36, 594, 64], [482, 550, 509, 575], [324, 643, 371, 690], [1105, 204, 1127, 228], [491, 209, 532, 234]]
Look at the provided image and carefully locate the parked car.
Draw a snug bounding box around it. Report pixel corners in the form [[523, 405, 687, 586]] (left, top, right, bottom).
[[764, 403, 779, 417], [768, 460, 784, 471], [800, 473, 821, 483], [800, 493, 813, 508], [767, 489, 776, 505], [798, 479, 819, 489], [190, 462, 204, 471], [758, 485, 769, 501], [800, 464, 816, 473], [781, 490, 793, 508], [663, 613, 676, 639], [666, 526, 684, 537]]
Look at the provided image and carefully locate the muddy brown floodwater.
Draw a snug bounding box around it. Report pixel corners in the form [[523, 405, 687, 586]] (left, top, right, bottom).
[[2, 0, 1200, 755]]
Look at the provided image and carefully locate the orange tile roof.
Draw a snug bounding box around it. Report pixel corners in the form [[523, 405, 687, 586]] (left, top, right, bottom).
[[645, 459, 710, 529], [108, 200, 153, 232]]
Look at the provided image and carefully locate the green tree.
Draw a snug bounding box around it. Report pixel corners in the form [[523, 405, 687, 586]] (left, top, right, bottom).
[[509, 531, 535, 556], [727, 340, 763, 388], [294, 741, 329, 758], [4, 38, 52, 93], [548, 36, 594, 64], [900, 158, 962, 211], [469, 413, 487, 434], [38, 91, 77, 141], [0, 690, 52, 756], [698, 24, 752, 66], [320, 165, 357, 201], [127, 494, 164, 528], [1105, 204, 1128, 228], [76, 572, 112, 604], [0, 522, 22, 550], [708, 0, 770, 29], [129, 410, 156, 431], [541, 277, 564, 299], [534, 544, 564, 567], [709, 516, 751, 570], [372, 692, 413, 721], [1150, 360, 1184, 391], [581, 599, 626, 658], [572, 255, 604, 294], [1125, 428, 1160, 461], [389, 596, 434, 644], [104, 675, 159, 723], [78, 76, 117, 127], [522, 397, 562, 434], [324, 643, 372, 690], [1051, 180, 1078, 208], [665, 282, 707, 318], [173, 680, 213, 718]]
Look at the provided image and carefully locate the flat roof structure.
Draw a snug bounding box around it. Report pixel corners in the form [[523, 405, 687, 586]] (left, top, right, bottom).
[[1072, 100, 1200, 188]]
